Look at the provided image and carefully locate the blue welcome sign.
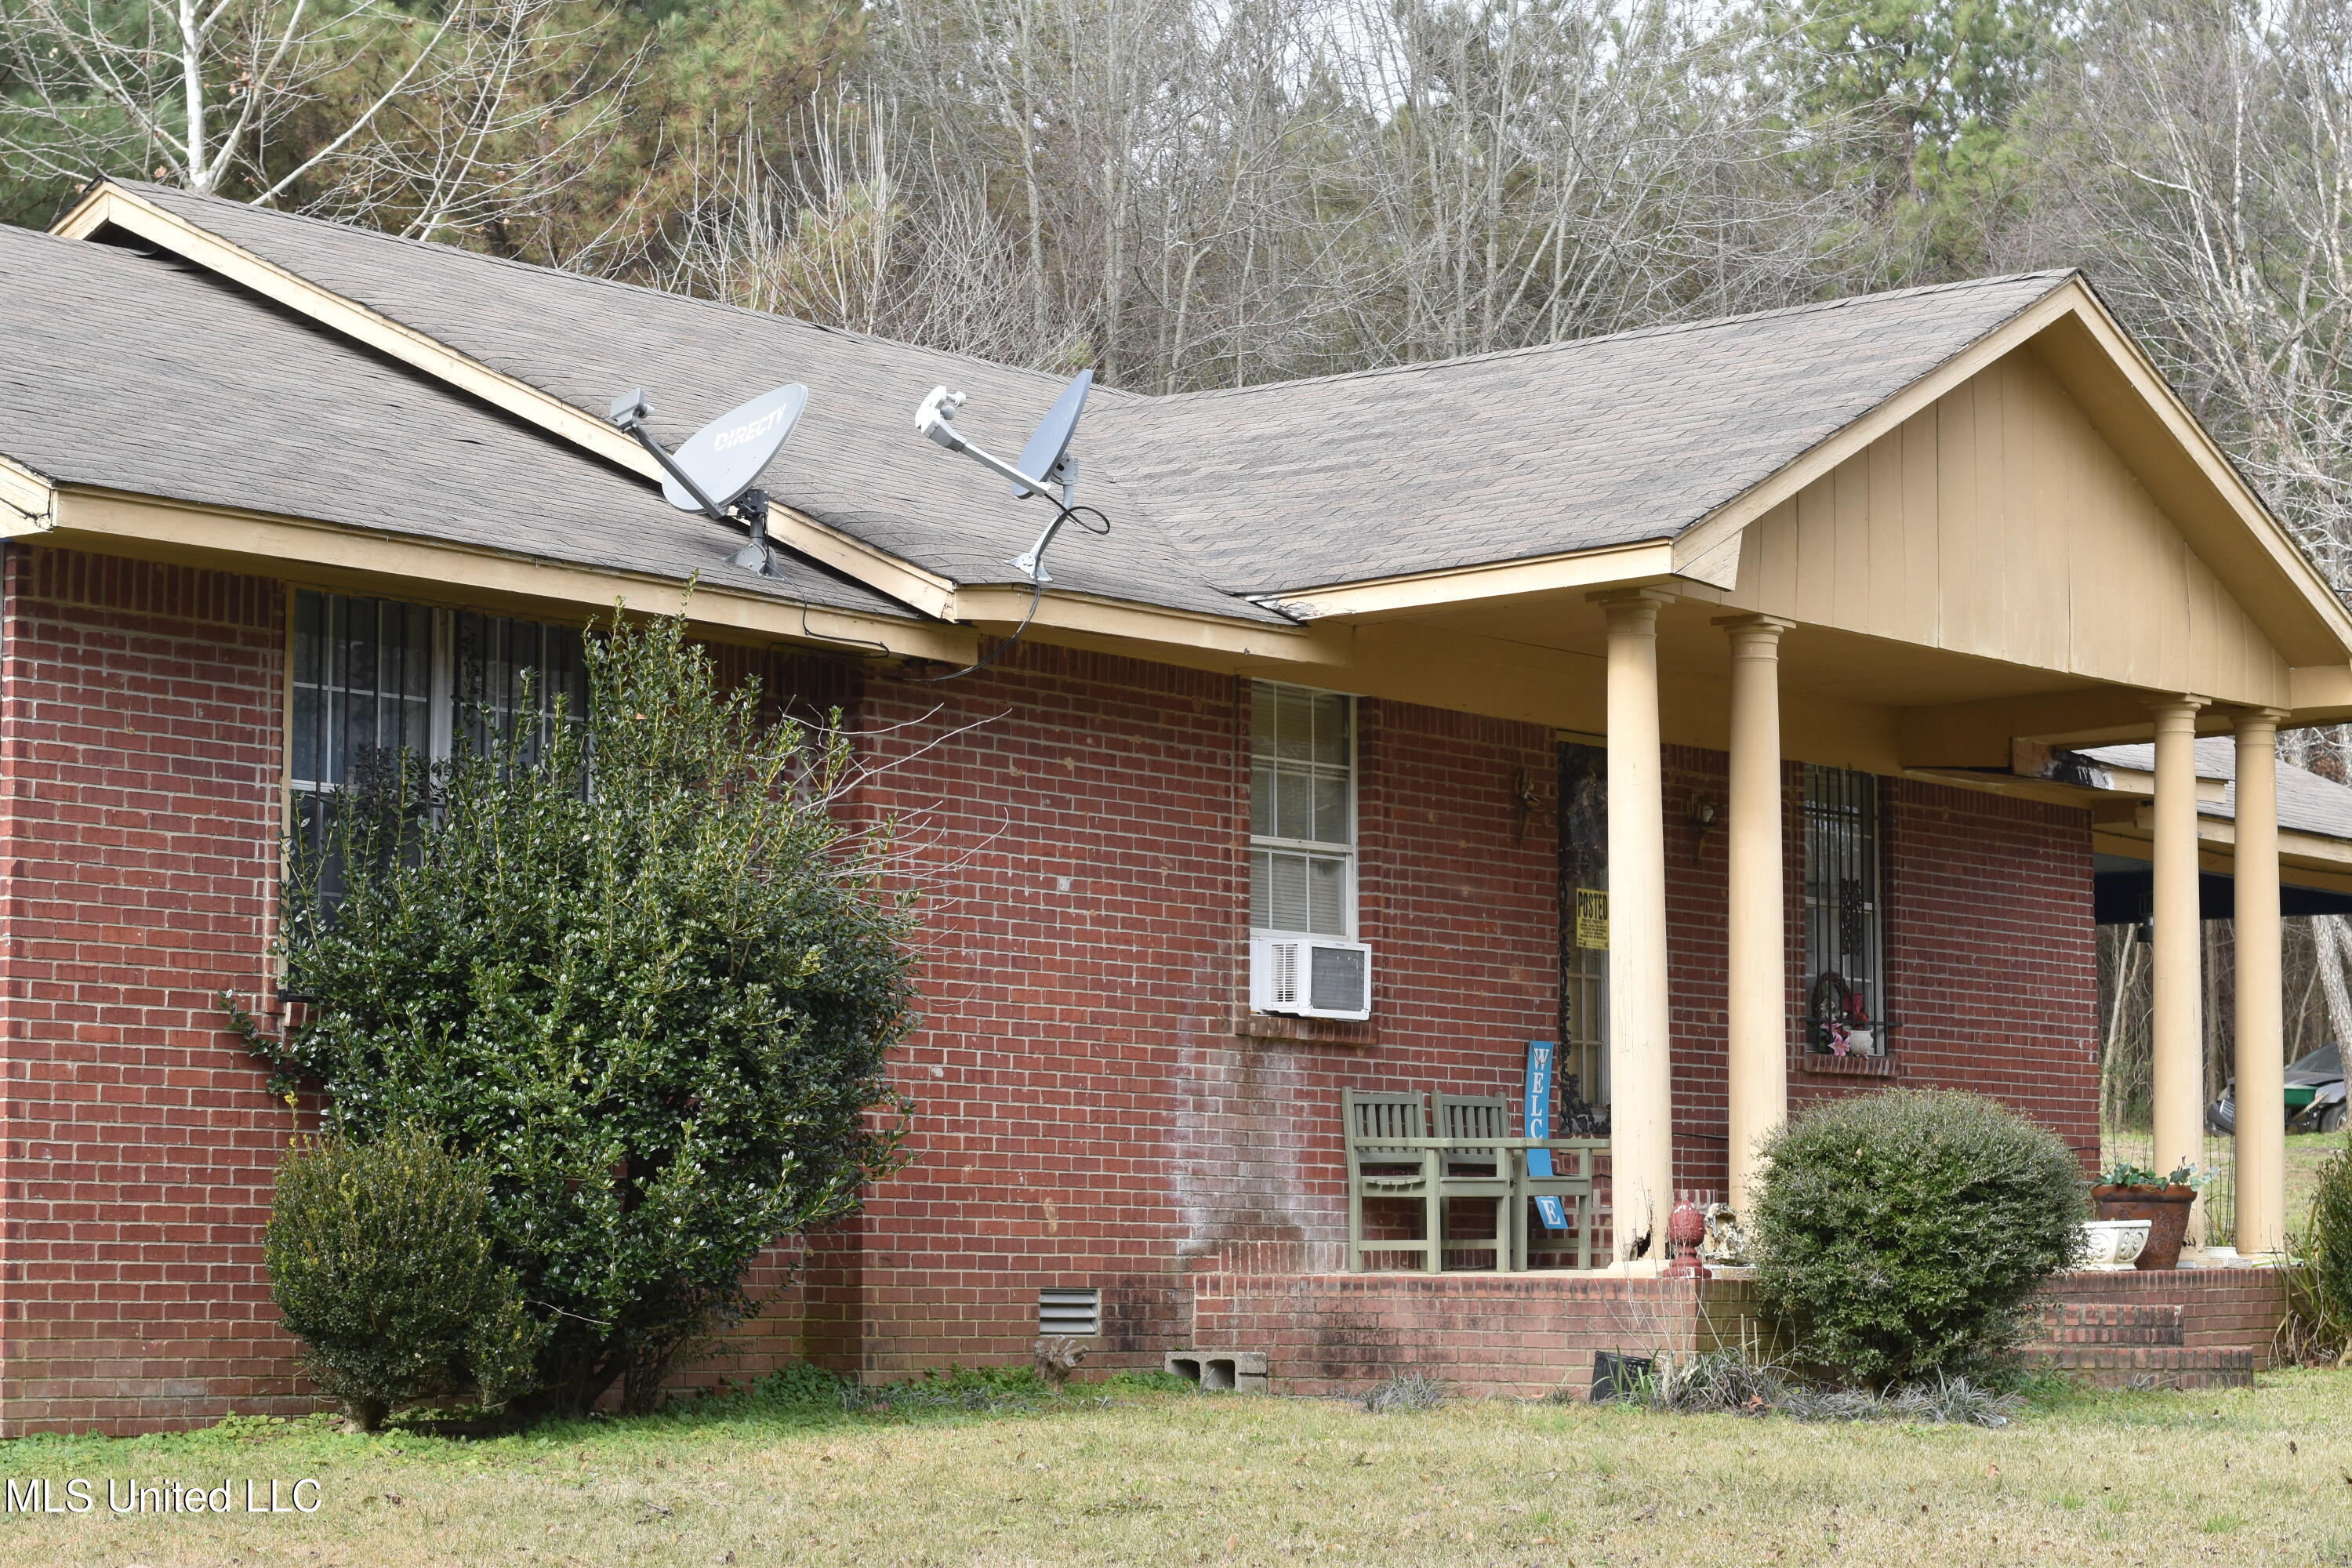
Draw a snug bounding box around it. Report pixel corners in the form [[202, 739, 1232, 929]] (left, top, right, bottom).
[[1525, 1040, 1566, 1232]]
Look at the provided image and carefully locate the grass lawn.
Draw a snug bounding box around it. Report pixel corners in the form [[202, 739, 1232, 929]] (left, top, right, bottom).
[[0, 1370, 2346, 1567]]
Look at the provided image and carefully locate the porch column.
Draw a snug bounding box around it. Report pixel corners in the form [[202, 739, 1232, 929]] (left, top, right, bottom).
[[1719, 615, 1792, 1213], [1597, 589, 1674, 1262], [2150, 696, 2209, 1236], [2234, 708, 2288, 1257]]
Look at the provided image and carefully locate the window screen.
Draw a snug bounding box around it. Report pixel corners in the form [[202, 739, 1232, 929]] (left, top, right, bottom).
[[1249, 683, 1354, 937], [454, 609, 588, 762]]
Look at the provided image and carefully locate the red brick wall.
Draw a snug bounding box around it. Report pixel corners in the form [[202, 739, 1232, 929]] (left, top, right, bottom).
[[0, 559, 2103, 1419], [1192, 1270, 1730, 1399], [807, 662, 2100, 1378], [1192, 1266, 2282, 1399], [1869, 779, 2102, 1166], [0, 547, 297, 1435], [797, 659, 1565, 1378], [1653, 760, 2103, 1203]]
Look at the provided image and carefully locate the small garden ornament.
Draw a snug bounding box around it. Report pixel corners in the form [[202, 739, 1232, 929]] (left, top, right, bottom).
[[1664, 1192, 1711, 1279], [1034, 1337, 1086, 1392]]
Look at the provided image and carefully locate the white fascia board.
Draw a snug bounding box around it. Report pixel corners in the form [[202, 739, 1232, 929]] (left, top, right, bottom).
[[1265, 541, 1681, 621], [0, 457, 56, 535]]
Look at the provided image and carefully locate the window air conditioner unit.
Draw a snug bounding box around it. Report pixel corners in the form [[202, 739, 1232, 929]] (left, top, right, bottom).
[[1251, 935, 1373, 1022]]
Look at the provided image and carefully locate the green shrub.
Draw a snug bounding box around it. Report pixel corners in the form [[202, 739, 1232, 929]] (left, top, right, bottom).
[[234, 612, 917, 1418], [1750, 1088, 2087, 1387], [2305, 1145, 2352, 1349], [753, 1362, 853, 1405], [266, 1129, 546, 1431]]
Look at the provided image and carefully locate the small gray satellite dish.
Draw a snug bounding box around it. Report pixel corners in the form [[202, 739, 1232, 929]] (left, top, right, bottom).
[[912, 367, 1108, 585], [659, 384, 808, 513], [1011, 369, 1091, 501]]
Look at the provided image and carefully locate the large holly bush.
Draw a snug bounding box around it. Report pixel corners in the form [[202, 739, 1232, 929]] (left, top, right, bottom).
[[1750, 1088, 2086, 1387], [238, 612, 916, 1416]]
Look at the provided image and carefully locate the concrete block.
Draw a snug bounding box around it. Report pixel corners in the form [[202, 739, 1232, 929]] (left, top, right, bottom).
[[1165, 1349, 1269, 1392]]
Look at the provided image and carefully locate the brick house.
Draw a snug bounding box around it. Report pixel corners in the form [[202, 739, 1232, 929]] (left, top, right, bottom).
[[4, 179, 2351, 1431]]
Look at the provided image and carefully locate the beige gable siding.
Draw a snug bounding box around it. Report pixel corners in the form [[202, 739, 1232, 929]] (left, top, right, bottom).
[[1724, 347, 2292, 706]]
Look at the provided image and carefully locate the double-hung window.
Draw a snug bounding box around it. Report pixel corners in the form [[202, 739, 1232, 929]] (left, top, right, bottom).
[[290, 590, 586, 896], [1248, 681, 1355, 938], [1802, 764, 1887, 1055]]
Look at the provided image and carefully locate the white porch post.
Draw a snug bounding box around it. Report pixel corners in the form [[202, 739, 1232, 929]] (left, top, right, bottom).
[[2150, 697, 2209, 1237], [1598, 590, 1673, 1262], [1719, 615, 1791, 1212], [2234, 708, 2288, 1256]]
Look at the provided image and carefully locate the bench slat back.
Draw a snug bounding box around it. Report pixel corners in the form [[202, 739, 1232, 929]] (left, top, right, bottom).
[[1436, 1094, 1510, 1167], [1344, 1089, 1427, 1163]]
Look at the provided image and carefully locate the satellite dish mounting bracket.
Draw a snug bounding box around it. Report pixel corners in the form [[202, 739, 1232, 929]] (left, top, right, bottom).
[[1006, 458, 1076, 583], [731, 490, 774, 577]]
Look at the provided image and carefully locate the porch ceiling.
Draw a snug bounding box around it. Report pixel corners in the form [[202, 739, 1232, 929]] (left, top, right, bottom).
[[1407, 593, 2097, 710], [1341, 590, 2168, 771]]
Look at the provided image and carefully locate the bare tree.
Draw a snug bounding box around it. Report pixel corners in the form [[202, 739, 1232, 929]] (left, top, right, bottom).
[[2009, 0, 2352, 588], [0, 0, 626, 241], [659, 0, 1896, 390]]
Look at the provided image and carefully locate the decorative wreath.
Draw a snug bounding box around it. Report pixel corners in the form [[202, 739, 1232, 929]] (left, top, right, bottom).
[[1806, 969, 1866, 1054]]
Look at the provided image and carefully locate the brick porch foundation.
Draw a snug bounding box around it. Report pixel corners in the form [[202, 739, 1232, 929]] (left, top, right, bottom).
[[1187, 1266, 2291, 1399]]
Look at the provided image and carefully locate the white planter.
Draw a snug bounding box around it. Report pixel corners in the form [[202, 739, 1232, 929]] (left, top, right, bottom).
[[2081, 1219, 2153, 1268]]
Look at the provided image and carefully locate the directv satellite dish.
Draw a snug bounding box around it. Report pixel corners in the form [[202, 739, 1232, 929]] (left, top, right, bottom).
[[1011, 369, 1090, 502], [610, 384, 808, 578], [913, 370, 1104, 583]]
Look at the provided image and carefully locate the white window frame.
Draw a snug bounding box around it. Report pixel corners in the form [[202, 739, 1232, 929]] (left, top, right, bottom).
[[1247, 680, 1359, 942]]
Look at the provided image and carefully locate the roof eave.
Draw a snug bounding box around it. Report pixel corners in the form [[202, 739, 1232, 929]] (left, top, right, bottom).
[[19, 481, 978, 662]]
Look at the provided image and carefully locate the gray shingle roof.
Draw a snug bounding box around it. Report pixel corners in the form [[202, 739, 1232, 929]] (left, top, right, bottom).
[[1090, 274, 2073, 593], [2080, 740, 2352, 846], [41, 183, 2082, 616], [0, 224, 915, 621], [104, 183, 1272, 625]]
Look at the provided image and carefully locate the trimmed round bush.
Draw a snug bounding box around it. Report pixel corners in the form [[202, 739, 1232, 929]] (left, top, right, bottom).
[[1750, 1088, 2087, 1386], [267, 1128, 546, 1431]]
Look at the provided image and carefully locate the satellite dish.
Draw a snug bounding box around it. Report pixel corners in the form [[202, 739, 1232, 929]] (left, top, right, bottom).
[[1011, 369, 1091, 501], [609, 383, 808, 579], [659, 384, 807, 513], [911, 369, 1108, 585]]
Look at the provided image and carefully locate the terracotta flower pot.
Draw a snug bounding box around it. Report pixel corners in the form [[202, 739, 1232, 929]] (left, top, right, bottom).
[[2090, 1185, 2196, 1270]]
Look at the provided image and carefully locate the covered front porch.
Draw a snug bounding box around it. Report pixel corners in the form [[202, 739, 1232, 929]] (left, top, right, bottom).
[[1304, 583, 2322, 1275], [1240, 281, 2352, 1279]]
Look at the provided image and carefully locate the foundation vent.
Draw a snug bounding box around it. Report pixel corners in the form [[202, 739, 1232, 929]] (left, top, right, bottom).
[[1165, 1350, 1269, 1393], [1038, 1287, 1100, 1337]]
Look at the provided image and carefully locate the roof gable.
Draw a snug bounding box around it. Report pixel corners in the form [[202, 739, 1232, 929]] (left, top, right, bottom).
[[1091, 272, 2074, 593], [1722, 344, 2291, 706], [55, 180, 1268, 630], [0, 224, 914, 626]]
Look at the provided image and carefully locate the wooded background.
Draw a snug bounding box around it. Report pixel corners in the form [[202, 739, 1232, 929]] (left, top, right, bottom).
[[9, 0, 2352, 1141]]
